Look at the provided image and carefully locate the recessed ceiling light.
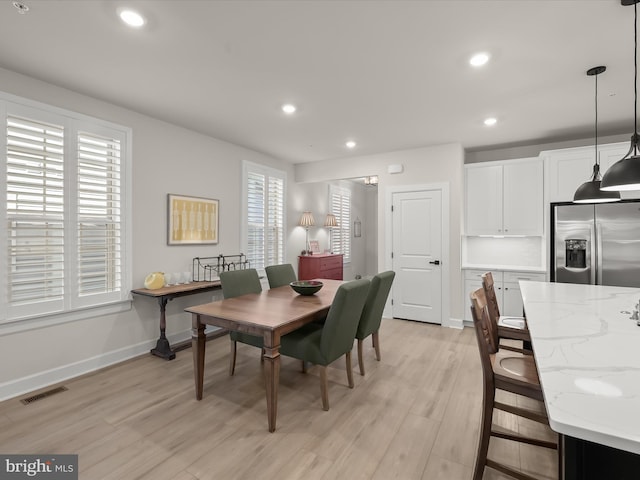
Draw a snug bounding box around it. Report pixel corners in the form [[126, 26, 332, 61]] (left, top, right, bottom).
[[119, 9, 145, 28], [470, 52, 490, 67], [282, 104, 297, 114], [484, 117, 497, 126], [12, 1, 29, 14], [346, 140, 357, 149]]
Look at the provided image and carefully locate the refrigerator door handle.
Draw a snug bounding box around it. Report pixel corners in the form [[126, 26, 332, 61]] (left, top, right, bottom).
[[595, 223, 602, 285]]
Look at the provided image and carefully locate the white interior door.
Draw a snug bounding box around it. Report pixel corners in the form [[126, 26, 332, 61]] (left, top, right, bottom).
[[391, 189, 442, 324]]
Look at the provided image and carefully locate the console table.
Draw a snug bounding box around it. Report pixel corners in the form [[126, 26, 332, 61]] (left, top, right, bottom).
[[131, 280, 221, 360]]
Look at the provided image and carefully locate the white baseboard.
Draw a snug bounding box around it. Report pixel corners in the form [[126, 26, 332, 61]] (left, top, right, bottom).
[[0, 328, 201, 402], [446, 317, 464, 329]]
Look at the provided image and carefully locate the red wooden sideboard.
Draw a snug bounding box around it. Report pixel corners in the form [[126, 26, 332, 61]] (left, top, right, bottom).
[[298, 253, 343, 280]]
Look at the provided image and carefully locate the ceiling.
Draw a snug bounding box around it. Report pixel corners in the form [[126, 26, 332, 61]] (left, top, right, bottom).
[[0, 0, 638, 164]]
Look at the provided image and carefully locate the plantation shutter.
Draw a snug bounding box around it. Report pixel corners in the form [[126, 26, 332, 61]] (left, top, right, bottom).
[[6, 115, 65, 316], [244, 163, 285, 271], [247, 171, 266, 270], [266, 175, 284, 267], [76, 131, 122, 300], [330, 185, 351, 263]]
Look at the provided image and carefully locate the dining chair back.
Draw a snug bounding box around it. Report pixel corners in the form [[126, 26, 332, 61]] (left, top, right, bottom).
[[220, 268, 262, 298], [355, 270, 395, 375], [481, 272, 531, 351], [265, 263, 297, 289], [470, 288, 558, 480], [220, 268, 264, 375], [281, 278, 370, 410]]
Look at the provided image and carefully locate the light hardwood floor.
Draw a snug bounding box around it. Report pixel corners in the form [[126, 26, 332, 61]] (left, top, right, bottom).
[[0, 320, 557, 480]]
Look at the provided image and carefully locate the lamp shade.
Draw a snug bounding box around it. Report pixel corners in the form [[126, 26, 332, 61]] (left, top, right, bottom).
[[299, 211, 315, 227], [573, 65, 621, 203], [574, 179, 622, 203], [600, 152, 640, 191], [324, 213, 338, 227]]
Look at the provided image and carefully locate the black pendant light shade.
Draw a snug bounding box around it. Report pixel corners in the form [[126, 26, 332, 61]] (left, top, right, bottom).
[[573, 66, 621, 203], [574, 165, 622, 203], [601, 0, 640, 192]]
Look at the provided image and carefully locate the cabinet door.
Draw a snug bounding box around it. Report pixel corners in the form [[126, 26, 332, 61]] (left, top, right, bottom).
[[463, 270, 502, 321], [544, 147, 592, 203], [465, 165, 503, 235], [502, 271, 546, 317], [502, 283, 524, 317], [503, 159, 543, 235]]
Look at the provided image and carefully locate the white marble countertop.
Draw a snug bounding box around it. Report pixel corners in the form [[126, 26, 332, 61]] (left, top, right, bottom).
[[520, 281, 640, 455]]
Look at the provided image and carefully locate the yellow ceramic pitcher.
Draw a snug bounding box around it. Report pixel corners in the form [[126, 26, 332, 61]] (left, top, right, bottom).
[[144, 272, 165, 290]]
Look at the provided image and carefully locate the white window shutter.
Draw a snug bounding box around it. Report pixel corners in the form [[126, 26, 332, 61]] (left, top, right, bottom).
[[75, 130, 122, 304], [330, 185, 351, 263], [243, 162, 286, 271], [6, 115, 66, 318]]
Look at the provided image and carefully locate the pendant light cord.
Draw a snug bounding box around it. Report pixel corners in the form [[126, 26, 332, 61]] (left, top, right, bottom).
[[595, 70, 599, 168], [635, 2, 638, 152]]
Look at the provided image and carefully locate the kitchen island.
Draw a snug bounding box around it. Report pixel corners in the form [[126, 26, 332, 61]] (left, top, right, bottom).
[[520, 281, 640, 479]]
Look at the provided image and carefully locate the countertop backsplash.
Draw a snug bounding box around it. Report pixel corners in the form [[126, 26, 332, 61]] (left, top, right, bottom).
[[462, 236, 545, 272]]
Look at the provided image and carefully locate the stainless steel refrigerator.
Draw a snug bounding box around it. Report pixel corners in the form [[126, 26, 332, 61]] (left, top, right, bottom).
[[551, 201, 640, 287]]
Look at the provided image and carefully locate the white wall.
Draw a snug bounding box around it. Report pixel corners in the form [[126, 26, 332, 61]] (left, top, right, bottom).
[[295, 143, 465, 322], [0, 67, 295, 400]]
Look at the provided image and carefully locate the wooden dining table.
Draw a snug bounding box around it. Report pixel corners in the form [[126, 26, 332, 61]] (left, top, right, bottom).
[[185, 278, 343, 432]]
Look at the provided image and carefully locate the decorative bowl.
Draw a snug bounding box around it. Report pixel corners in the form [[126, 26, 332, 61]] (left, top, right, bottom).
[[290, 280, 323, 296]]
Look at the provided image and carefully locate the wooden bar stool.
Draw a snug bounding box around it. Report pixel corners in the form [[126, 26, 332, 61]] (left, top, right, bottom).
[[470, 288, 558, 480]]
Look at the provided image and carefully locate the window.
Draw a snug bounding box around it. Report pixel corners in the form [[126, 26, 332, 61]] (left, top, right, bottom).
[[329, 185, 351, 263], [242, 161, 286, 271], [1, 97, 131, 325]]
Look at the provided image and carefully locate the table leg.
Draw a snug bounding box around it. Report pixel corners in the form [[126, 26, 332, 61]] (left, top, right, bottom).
[[151, 297, 176, 360], [263, 334, 281, 433], [192, 314, 206, 400]]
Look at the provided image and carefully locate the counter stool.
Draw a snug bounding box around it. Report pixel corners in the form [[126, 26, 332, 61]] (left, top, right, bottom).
[[470, 288, 558, 480]]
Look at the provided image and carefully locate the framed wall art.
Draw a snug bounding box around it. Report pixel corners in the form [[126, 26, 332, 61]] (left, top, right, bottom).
[[167, 194, 219, 245]]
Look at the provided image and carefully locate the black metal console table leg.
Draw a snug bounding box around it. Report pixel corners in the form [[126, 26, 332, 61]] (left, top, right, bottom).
[[151, 296, 176, 360]]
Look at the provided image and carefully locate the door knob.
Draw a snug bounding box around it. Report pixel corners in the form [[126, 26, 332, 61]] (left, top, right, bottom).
[[429, 260, 440, 265]]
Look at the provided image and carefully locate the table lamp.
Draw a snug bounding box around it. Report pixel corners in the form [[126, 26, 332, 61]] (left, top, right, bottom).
[[299, 211, 315, 254], [324, 213, 337, 253]]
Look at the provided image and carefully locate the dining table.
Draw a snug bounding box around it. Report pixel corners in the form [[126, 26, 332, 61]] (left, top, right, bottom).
[[520, 280, 640, 480], [185, 278, 343, 432]]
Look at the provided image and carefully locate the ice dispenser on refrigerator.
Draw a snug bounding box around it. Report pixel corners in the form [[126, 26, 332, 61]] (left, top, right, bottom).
[[565, 239, 587, 269]]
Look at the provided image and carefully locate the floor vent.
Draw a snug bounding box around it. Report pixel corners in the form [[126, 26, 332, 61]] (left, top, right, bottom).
[[20, 386, 68, 405]]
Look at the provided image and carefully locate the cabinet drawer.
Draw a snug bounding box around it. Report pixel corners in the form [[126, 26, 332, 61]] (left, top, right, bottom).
[[319, 256, 342, 270], [464, 269, 493, 281], [503, 272, 546, 283], [319, 267, 343, 280]]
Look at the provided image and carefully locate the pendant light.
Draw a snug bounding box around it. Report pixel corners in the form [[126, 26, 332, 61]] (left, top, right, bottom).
[[573, 66, 621, 203], [601, 0, 640, 192]]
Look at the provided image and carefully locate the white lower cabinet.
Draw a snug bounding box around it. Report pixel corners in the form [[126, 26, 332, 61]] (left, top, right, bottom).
[[463, 269, 546, 321]]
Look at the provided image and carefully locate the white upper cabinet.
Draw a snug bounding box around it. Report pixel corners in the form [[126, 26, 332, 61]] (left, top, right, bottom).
[[465, 157, 543, 236], [543, 142, 639, 202]]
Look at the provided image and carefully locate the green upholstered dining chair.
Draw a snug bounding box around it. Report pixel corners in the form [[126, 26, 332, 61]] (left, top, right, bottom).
[[265, 263, 297, 289], [355, 270, 395, 375], [219, 268, 264, 375], [280, 278, 371, 411]]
